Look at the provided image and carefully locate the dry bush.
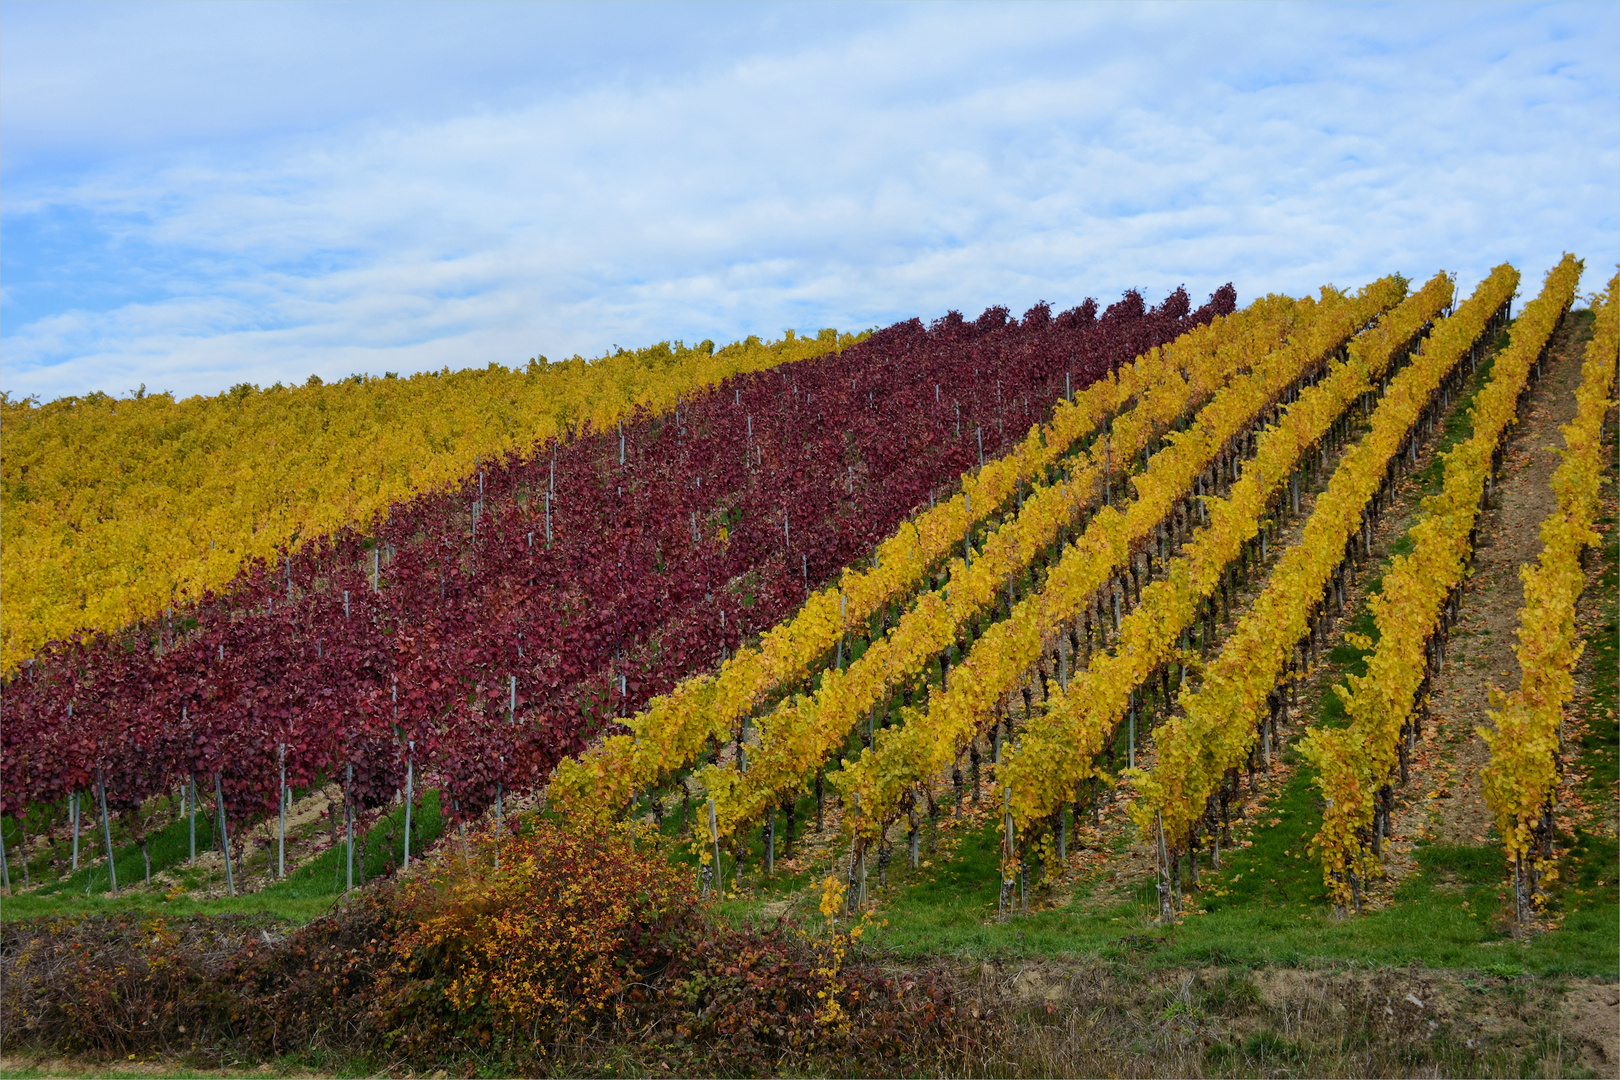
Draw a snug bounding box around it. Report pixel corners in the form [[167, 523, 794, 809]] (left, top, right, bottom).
[[1, 912, 267, 1056]]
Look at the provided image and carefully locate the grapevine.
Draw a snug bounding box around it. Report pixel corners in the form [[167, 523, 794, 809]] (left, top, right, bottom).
[[1477, 270, 1616, 918], [693, 296, 1305, 843], [1299, 255, 1583, 911], [0, 331, 862, 673], [551, 291, 1262, 820], [993, 274, 1456, 861], [4, 290, 1226, 864]]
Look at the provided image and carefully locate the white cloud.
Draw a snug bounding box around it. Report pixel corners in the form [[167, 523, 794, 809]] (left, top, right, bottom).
[[2, 1, 1615, 400]]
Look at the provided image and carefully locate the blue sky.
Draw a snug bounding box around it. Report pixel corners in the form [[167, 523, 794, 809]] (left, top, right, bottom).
[[2, 1, 1615, 401]]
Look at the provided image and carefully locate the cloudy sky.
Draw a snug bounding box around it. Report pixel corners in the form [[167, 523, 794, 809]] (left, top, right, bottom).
[[2, 1, 1616, 402]]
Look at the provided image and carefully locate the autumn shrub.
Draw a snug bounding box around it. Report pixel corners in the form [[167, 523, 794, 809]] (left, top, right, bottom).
[[224, 885, 420, 1058], [637, 922, 986, 1077], [392, 818, 703, 1048]]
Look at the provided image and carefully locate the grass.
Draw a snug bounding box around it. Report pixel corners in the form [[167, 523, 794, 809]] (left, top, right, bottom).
[[0, 1065, 254, 1079], [16, 787, 238, 899], [0, 1058, 349, 1079], [859, 719, 1614, 977], [0, 1049, 384, 1079], [2, 790, 448, 924]]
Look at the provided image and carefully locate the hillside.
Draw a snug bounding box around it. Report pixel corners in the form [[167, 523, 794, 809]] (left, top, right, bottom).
[[3, 266, 1614, 1079]]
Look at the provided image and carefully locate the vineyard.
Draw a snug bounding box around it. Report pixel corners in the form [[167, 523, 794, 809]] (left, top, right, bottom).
[[2, 262, 1615, 1077]]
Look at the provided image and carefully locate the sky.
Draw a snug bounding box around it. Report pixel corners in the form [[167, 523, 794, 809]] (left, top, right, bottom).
[[2, 1, 1616, 402]]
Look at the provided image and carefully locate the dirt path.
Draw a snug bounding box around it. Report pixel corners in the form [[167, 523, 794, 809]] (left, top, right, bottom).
[[1384, 313, 1594, 873]]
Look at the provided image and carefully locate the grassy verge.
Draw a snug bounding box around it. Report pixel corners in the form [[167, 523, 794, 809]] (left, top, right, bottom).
[[2, 791, 447, 924]]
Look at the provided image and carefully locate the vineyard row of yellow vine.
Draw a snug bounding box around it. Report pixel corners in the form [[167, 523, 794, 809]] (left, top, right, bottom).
[[701, 285, 1395, 848], [1478, 269, 1617, 916], [988, 275, 1454, 851], [1128, 264, 1519, 897], [696, 291, 1380, 848], [825, 276, 1423, 850], [1301, 254, 1583, 910]]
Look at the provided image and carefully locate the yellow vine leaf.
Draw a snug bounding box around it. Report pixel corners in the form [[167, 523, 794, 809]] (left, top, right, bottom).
[[839, 276, 1414, 844], [555, 295, 1298, 822]]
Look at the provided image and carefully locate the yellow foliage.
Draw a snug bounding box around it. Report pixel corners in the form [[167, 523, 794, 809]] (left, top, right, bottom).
[[397, 817, 696, 1043], [1479, 268, 1615, 868], [998, 274, 1450, 842], [554, 296, 1297, 823], [817, 874, 848, 921], [701, 293, 1307, 844], [0, 330, 861, 672], [1122, 265, 1516, 882]]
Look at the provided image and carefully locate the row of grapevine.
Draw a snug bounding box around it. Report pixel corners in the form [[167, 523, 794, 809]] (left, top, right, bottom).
[[1133, 264, 1520, 914], [2, 290, 1229, 879], [1300, 254, 1584, 913], [988, 275, 1457, 880], [832, 275, 1422, 865], [551, 289, 1277, 818], [1478, 270, 1617, 919], [0, 330, 865, 672]]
